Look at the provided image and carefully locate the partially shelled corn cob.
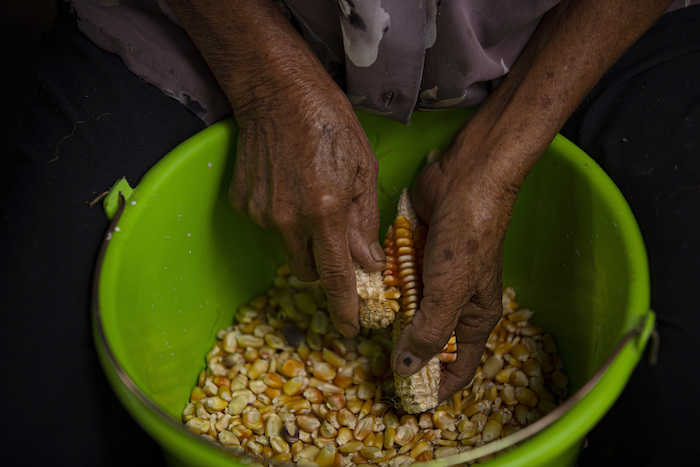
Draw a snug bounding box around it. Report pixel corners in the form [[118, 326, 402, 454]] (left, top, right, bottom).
[[356, 188, 455, 413], [183, 262, 569, 466]]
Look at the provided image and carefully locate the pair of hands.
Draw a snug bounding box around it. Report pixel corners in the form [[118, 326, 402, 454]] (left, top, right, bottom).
[[167, 0, 672, 402], [230, 74, 514, 400]]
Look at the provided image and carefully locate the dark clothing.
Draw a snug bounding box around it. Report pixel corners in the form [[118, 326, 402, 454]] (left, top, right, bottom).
[[561, 6, 700, 464], [1, 2, 698, 465], [0, 3, 201, 465]]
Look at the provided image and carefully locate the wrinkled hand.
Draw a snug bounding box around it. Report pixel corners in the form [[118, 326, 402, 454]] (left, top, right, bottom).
[[390, 142, 518, 401], [165, 0, 386, 339], [229, 82, 385, 338]]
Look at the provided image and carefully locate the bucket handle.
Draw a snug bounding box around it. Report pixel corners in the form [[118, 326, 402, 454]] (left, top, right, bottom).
[[414, 312, 655, 466]]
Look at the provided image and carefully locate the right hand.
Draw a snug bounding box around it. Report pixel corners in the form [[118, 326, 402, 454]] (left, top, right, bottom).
[[165, 0, 385, 336], [229, 77, 385, 338]]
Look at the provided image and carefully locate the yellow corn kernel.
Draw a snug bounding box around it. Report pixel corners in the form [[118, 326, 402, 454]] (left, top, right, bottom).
[[283, 376, 307, 396], [296, 414, 322, 433], [338, 440, 363, 453], [314, 444, 336, 467], [280, 359, 306, 378]]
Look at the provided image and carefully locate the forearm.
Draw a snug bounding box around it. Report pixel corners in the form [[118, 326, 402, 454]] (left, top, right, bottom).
[[449, 0, 673, 191], [165, 0, 342, 119]]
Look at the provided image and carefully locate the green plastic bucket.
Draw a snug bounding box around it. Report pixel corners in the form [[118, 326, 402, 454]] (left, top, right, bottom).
[[93, 108, 653, 466]]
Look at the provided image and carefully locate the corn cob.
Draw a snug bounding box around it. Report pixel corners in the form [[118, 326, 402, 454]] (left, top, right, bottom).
[[392, 189, 442, 413], [356, 188, 456, 413]]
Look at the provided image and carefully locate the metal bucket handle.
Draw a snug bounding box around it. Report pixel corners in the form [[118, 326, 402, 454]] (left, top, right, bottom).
[[414, 313, 656, 466]]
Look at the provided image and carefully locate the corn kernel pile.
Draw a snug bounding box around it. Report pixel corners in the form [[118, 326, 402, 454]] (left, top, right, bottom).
[[181, 264, 569, 466]]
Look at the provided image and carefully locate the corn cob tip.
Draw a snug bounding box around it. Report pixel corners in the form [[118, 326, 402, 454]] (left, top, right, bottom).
[[397, 188, 420, 230]]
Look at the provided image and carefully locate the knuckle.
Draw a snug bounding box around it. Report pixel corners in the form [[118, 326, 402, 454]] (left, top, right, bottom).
[[272, 209, 297, 233], [228, 191, 245, 215], [357, 205, 381, 236], [422, 273, 471, 312], [456, 304, 501, 346], [307, 193, 346, 223]]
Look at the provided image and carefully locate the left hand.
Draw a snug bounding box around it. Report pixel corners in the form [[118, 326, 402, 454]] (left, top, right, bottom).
[[390, 0, 674, 401], [390, 138, 517, 400]]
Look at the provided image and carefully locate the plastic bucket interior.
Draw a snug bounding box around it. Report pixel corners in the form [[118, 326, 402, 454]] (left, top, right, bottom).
[[93, 108, 653, 467]]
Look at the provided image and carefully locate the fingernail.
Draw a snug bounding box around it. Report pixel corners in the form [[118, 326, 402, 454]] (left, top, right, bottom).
[[396, 350, 423, 377], [338, 323, 358, 338], [370, 242, 385, 263]]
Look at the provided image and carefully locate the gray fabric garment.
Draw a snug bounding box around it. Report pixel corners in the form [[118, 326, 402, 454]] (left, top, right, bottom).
[[70, 0, 230, 124], [70, 0, 699, 125]]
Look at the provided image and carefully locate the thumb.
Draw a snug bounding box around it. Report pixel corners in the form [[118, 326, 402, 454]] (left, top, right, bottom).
[[390, 218, 470, 377]]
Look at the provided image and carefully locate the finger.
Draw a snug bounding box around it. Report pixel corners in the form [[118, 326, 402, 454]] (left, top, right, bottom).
[[347, 192, 384, 271], [229, 163, 271, 230], [391, 296, 461, 377], [410, 161, 443, 224], [437, 302, 501, 401], [438, 273, 503, 399], [228, 172, 251, 220], [279, 232, 318, 282], [311, 221, 359, 338], [229, 133, 259, 217], [346, 152, 384, 270]]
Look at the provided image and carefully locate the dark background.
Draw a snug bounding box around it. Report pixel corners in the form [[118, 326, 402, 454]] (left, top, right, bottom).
[[1, 0, 57, 183]]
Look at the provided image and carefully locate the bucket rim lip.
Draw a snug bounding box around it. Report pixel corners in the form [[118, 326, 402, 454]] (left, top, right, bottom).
[[92, 113, 652, 466]]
